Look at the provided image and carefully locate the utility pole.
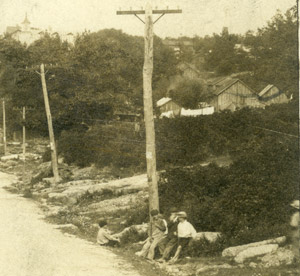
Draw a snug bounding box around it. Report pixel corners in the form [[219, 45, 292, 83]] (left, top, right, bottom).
[[13, 106, 34, 183], [117, 3, 182, 232], [2, 100, 7, 155], [22, 106, 26, 182], [40, 63, 60, 184]]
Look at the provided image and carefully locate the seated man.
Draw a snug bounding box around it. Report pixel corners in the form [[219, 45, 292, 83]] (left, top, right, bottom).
[[97, 219, 120, 247], [169, 211, 196, 264], [157, 207, 179, 262], [135, 209, 167, 260]]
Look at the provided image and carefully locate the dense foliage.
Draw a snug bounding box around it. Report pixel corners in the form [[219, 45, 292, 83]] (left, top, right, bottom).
[[169, 79, 208, 109], [0, 29, 177, 136], [193, 6, 297, 98], [158, 105, 298, 245]]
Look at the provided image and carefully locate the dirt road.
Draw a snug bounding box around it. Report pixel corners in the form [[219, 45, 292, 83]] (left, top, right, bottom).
[[0, 172, 142, 276]]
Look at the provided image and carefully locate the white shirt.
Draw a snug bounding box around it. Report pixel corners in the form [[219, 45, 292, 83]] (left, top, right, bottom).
[[97, 228, 114, 245], [177, 220, 197, 238]]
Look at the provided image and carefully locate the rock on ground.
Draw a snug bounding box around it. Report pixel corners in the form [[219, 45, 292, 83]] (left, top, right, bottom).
[[196, 264, 233, 275], [1, 154, 19, 161], [222, 236, 286, 257], [53, 224, 78, 231], [114, 224, 148, 240], [260, 247, 295, 267], [193, 232, 221, 242], [234, 244, 279, 264]]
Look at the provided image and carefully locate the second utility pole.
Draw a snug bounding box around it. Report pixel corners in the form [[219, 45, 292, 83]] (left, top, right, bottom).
[[40, 64, 60, 184], [2, 100, 7, 155]]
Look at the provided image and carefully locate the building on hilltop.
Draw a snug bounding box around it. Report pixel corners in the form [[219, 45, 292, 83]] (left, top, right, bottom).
[[208, 78, 264, 112], [5, 14, 75, 46], [163, 38, 194, 56], [258, 84, 289, 105]]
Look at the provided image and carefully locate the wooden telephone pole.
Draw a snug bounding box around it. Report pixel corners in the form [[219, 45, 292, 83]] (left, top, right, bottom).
[[117, 4, 182, 216], [2, 100, 7, 155], [22, 106, 26, 179], [13, 106, 34, 182], [40, 63, 60, 184]]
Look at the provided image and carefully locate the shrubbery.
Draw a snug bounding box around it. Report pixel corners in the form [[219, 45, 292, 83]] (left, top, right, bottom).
[[58, 122, 147, 171], [58, 102, 298, 174], [158, 130, 298, 245]]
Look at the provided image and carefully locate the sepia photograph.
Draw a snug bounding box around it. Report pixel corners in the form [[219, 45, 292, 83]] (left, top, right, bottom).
[[0, 0, 299, 275]]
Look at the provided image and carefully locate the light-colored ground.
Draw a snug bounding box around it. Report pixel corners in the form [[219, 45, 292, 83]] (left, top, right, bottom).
[[0, 172, 142, 276]]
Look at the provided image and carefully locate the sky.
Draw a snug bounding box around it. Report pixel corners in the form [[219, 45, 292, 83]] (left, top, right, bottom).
[[0, 0, 296, 38]]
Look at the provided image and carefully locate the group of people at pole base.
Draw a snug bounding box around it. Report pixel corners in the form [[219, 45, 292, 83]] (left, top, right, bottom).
[[96, 207, 196, 264], [135, 208, 197, 264]]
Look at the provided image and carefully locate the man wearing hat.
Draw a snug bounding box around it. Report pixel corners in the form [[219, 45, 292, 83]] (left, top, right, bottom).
[[135, 209, 167, 260], [157, 207, 179, 263], [169, 211, 196, 264]]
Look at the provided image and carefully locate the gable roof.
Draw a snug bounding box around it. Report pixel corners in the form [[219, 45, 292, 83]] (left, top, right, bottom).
[[213, 79, 239, 95], [214, 79, 258, 96], [157, 97, 172, 107], [258, 84, 275, 97], [178, 62, 201, 76]]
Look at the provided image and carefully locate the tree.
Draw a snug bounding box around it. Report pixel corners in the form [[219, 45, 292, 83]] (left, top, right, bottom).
[[247, 6, 298, 98], [169, 79, 207, 109]]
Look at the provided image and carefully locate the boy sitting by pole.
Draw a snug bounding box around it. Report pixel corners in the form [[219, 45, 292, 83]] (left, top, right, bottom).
[[135, 209, 167, 260], [97, 219, 120, 247], [157, 207, 179, 262], [169, 211, 196, 264]]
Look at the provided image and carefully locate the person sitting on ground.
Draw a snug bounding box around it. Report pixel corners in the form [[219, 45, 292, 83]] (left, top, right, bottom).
[[96, 219, 120, 247], [169, 211, 196, 264], [135, 209, 167, 260], [157, 207, 179, 263]]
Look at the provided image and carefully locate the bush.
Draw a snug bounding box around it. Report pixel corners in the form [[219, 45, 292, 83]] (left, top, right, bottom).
[[185, 237, 228, 257], [58, 123, 147, 170], [158, 130, 298, 246]]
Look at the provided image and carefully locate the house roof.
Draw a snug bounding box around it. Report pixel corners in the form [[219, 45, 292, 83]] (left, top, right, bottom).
[[213, 79, 257, 96], [157, 97, 172, 107], [6, 26, 21, 34], [207, 76, 230, 86], [213, 79, 239, 95], [258, 84, 274, 97], [178, 62, 201, 76]]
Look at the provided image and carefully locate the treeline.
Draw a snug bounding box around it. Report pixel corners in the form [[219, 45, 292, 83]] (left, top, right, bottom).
[[0, 29, 177, 136], [186, 5, 297, 96]]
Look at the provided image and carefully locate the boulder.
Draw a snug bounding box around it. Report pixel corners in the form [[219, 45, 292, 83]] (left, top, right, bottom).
[[54, 224, 78, 231], [31, 162, 52, 184], [196, 264, 233, 275], [5, 160, 19, 167], [222, 236, 286, 257], [42, 177, 56, 186], [194, 232, 221, 243], [24, 153, 42, 160], [234, 244, 279, 263], [1, 154, 19, 161], [114, 224, 148, 240], [48, 192, 77, 205], [260, 247, 295, 267], [46, 206, 68, 217]]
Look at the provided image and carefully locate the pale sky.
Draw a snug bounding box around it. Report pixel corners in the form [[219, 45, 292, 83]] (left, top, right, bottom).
[[0, 0, 296, 38]]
